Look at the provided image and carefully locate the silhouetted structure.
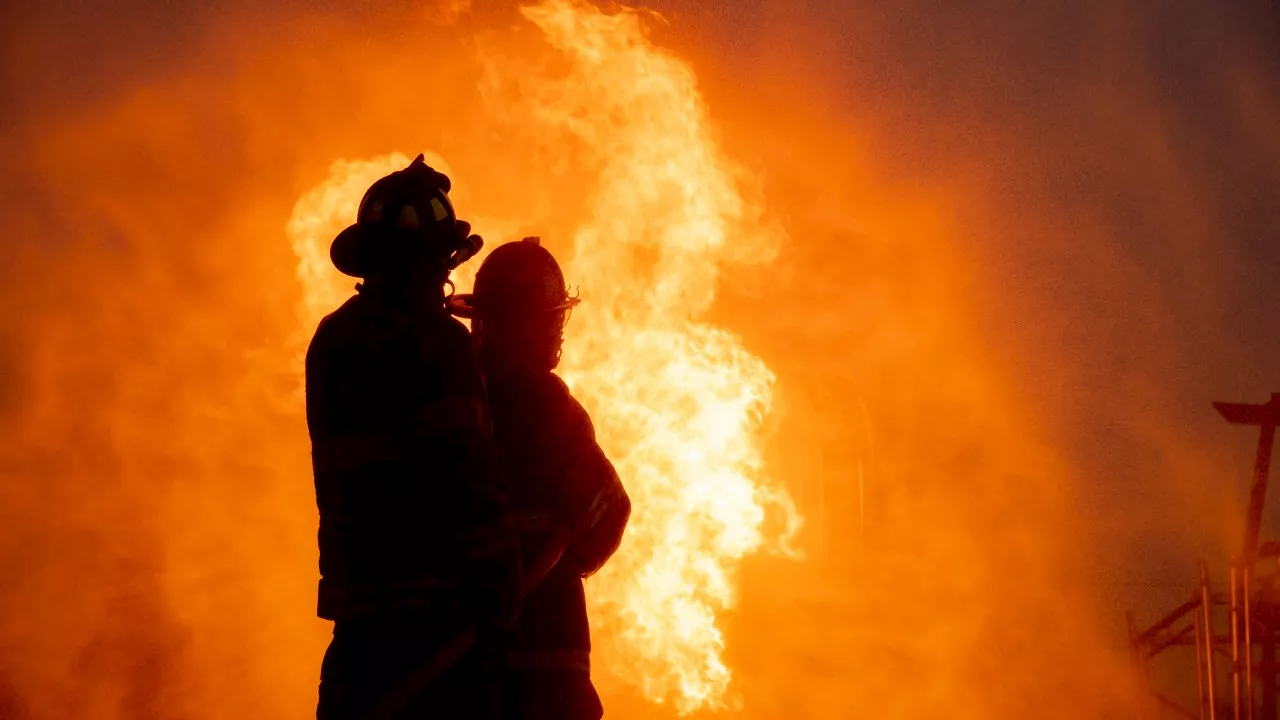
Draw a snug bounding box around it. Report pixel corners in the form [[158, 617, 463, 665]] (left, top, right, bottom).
[[1128, 393, 1280, 720]]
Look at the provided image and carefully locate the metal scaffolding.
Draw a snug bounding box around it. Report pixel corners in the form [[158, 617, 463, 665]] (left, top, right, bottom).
[[1128, 393, 1280, 720]]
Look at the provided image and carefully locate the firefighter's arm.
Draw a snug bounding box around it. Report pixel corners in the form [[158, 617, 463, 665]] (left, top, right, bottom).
[[564, 455, 630, 578], [552, 390, 631, 577]]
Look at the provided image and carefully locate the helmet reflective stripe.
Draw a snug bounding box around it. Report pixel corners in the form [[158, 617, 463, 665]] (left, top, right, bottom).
[[397, 205, 420, 229], [430, 196, 452, 222]]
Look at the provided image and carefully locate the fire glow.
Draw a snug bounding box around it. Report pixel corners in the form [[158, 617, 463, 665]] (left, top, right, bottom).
[[4, 0, 1208, 715], [286, 0, 800, 712]]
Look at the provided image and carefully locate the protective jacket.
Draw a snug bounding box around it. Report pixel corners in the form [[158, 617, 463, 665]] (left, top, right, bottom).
[[306, 282, 519, 625], [486, 370, 630, 720]]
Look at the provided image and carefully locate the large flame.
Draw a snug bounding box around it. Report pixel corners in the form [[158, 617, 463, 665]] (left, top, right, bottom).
[[285, 0, 798, 712], [521, 1, 799, 711]]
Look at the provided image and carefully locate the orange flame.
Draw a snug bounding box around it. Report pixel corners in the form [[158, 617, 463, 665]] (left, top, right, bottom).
[[285, 0, 799, 713]]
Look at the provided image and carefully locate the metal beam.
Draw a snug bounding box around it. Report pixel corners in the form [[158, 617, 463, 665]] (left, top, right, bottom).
[[1139, 596, 1203, 645], [1148, 624, 1198, 658], [1156, 693, 1202, 720], [1231, 562, 1242, 720], [1214, 394, 1280, 563]]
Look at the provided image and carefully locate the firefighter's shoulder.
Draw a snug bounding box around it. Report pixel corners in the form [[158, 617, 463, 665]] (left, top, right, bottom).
[[305, 295, 368, 370], [409, 308, 483, 377], [428, 307, 473, 349], [307, 293, 380, 349], [543, 373, 597, 440]]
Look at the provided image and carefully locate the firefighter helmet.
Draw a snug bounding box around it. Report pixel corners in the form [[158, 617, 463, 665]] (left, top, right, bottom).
[[448, 237, 580, 321], [449, 238, 580, 372], [330, 154, 483, 278]]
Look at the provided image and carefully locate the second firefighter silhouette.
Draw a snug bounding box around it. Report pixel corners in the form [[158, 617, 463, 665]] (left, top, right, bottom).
[[452, 238, 631, 720]]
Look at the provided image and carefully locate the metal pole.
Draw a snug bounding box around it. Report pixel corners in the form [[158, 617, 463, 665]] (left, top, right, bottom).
[[1202, 560, 1218, 720], [1214, 396, 1278, 565], [1244, 423, 1276, 562], [1262, 623, 1276, 720], [1232, 562, 1242, 720], [1198, 602, 1209, 720], [1256, 424, 1278, 720], [1244, 564, 1254, 720]]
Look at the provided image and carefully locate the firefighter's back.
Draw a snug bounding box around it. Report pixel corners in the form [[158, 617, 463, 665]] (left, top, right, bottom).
[[309, 288, 514, 720], [309, 289, 502, 619], [306, 155, 514, 720]]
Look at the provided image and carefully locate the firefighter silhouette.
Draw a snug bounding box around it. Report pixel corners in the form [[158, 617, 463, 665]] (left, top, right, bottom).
[[451, 238, 631, 720], [306, 155, 519, 720]]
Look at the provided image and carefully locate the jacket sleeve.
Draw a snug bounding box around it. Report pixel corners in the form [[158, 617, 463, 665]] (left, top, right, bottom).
[[548, 383, 631, 578]]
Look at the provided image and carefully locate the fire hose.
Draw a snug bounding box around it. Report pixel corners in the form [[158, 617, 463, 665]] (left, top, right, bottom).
[[359, 525, 575, 720]]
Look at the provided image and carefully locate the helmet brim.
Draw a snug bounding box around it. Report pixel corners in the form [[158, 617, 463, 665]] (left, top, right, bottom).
[[330, 223, 374, 278], [445, 293, 579, 320], [548, 297, 582, 313]]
